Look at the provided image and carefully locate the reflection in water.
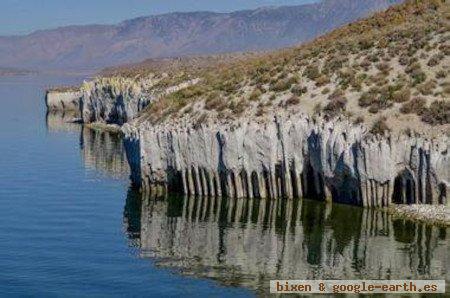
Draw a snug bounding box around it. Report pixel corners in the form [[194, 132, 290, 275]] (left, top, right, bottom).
[[80, 127, 129, 178], [46, 112, 129, 178], [46, 111, 81, 133], [124, 191, 449, 293]]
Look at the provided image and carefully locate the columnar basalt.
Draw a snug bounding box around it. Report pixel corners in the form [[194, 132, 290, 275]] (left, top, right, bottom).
[[123, 115, 449, 207]]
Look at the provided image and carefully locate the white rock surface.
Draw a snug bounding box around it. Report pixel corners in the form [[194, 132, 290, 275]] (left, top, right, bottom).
[[123, 115, 449, 207], [46, 77, 200, 126], [45, 90, 82, 112]]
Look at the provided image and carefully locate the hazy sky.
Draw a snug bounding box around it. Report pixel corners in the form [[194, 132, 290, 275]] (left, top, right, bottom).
[[0, 0, 318, 36]]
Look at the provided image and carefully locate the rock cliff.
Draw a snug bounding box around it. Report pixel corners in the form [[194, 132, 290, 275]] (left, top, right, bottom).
[[46, 76, 200, 125], [123, 115, 449, 207]]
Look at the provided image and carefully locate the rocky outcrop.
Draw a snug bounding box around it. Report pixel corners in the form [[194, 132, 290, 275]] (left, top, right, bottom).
[[46, 77, 200, 126], [123, 115, 449, 207], [45, 90, 82, 113], [80, 78, 151, 125]]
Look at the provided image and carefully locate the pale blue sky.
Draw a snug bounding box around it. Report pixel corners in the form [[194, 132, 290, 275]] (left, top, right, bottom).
[[0, 0, 318, 36]]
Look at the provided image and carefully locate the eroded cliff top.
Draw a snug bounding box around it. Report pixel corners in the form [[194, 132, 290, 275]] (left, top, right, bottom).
[[128, 0, 450, 137]]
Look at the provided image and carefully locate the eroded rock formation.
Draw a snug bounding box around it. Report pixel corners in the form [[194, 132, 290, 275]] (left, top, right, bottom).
[[123, 115, 449, 207], [46, 77, 200, 126], [45, 90, 82, 113]]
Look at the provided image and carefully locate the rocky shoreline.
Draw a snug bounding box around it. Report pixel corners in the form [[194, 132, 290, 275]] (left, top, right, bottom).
[[45, 78, 450, 226], [388, 204, 450, 226]]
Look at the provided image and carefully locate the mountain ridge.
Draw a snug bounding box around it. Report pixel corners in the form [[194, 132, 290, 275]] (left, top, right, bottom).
[[0, 0, 403, 71]]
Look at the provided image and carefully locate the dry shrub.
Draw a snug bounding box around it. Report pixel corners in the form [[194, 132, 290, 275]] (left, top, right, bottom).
[[323, 97, 347, 117], [427, 54, 443, 67], [284, 95, 301, 107], [304, 64, 321, 80], [353, 116, 364, 125], [376, 62, 391, 74], [291, 85, 307, 96], [392, 88, 411, 103], [417, 80, 436, 95], [248, 88, 263, 101], [204, 94, 227, 111], [359, 90, 378, 107], [270, 76, 298, 92], [421, 100, 450, 125], [400, 97, 427, 114], [228, 100, 248, 115], [370, 117, 390, 135], [315, 74, 331, 87], [436, 70, 447, 79]]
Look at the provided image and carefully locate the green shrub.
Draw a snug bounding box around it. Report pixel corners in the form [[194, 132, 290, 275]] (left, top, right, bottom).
[[410, 69, 427, 86]]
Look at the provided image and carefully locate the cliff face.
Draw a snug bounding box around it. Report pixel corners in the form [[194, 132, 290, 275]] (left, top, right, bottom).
[[80, 78, 150, 125], [47, 76, 200, 125], [123, 116, 449, 207]]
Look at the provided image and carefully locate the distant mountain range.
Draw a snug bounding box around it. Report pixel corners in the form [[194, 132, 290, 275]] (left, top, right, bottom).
[[0, 67, 36, 76], [0, 0, 402, 71]]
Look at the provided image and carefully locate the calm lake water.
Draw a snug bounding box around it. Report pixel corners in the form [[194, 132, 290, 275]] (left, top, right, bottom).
[[0, 75, 448, 296]]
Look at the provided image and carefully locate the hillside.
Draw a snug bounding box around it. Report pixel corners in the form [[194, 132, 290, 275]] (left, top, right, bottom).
[[0, 0, 401, 71], [134, 0, 449, 136]]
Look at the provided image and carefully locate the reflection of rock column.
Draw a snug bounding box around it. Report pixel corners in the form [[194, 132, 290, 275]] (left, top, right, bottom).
[[46, 111, 81, 133], [124, 192, 448, 288], [80, 127, 129, 178]]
